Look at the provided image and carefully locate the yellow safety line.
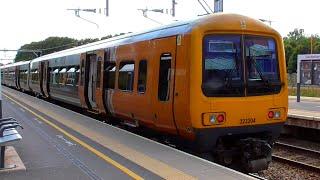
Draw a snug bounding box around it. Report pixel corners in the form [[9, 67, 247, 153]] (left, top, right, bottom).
[[3, 93, 144, 180]]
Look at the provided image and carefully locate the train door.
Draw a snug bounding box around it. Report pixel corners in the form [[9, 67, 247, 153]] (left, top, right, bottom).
[[15, 66, 20, 89], [79, 52, 98, 110], [41, 61, 50, 98], [95, 50, 106, 114], [103, 47, 117, 116], [79, 53, 90, 109], [152, 37, 178, 134], [88, 53, 97, 109]]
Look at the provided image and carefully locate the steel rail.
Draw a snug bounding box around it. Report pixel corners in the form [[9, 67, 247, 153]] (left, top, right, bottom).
[[275, 141, 320, 157], [248, 173, 268, 180], [272, 155, 320, 173]]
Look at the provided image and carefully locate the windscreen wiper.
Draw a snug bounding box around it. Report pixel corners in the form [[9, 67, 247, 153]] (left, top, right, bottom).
[[247, 56, 273, 91]]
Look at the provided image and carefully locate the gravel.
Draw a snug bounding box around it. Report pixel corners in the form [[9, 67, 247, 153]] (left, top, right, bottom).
[[258, 161, 320, 180]]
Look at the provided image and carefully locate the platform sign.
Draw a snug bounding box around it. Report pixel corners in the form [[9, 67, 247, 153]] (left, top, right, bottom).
[[214, 0, 223, 13], [297, 54, 320, 102]]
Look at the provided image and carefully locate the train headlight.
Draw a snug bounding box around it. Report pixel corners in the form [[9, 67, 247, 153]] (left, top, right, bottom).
[[274, 111, 281, 119], [202, 112, 226, 126], [267, 108, 285, 120], [209, 115, 216, 124]]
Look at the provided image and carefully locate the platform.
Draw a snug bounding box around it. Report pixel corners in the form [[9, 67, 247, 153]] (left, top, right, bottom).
[[288, 96, 320, 130], [0, 86, 253, 180]]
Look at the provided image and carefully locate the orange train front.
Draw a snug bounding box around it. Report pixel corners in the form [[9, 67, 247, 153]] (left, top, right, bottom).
[[0, 13, 288, 172]]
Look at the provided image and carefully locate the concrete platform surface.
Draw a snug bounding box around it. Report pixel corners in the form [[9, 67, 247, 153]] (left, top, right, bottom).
[[288, 97, 320, 129], [0, 146, 26, 173], [0, 86, 253, 180]]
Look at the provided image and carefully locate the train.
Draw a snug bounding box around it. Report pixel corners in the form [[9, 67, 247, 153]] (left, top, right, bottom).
[[1, 13, 288, 172]]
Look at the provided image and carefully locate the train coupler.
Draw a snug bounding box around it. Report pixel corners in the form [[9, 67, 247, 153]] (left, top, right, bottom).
[[239, 138, 272, 173]]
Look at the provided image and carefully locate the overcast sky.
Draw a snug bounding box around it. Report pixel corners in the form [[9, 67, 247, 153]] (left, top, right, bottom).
[[0, 0, 319, 64]]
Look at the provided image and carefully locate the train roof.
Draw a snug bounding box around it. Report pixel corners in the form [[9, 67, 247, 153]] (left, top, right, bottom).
[[2, 13, 279, 67], [0, 60, 30, 69], [30, 13, 278, 64], [30, 19, 194, 63]]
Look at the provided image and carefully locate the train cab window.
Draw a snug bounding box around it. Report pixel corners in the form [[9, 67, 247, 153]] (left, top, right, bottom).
[[158, 53, 172, 101], [105, 62, 116, 89], [118, 62, 134, 91], [202, 35, 243, 97], [138, 60, 147, 93]]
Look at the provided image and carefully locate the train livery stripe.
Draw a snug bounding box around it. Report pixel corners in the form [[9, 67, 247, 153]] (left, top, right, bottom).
[[2, 93, 144, 180]]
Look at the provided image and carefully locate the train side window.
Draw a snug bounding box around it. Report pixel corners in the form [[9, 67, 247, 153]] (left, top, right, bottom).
[[31, 69, 38, 83], [59, 68, 67, 85], [118, 61, 134, 91], [96, 59, 102, 88], [138, 60, 147, 93], [51, 68, 59, 85], [158, 53, 172, 101], [105, 62, 116, 89], [66, 67, 76, 86]]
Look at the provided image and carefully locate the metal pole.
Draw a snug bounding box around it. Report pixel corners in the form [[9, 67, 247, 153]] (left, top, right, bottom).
[[106, 0, 109, 16], [0, 67, 3, 169], [172, 0, 176, 17], [297, 56, 301, 102]]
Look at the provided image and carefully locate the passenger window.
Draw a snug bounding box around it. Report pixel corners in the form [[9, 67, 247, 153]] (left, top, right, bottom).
[[59, 68, 67, 85], [138, 60, 147, 93], [105, 62, 116, 89], [51, 68, 59, 85], [66, 67, 76, 86], [96, 59, 102, 88], [118, 61, 134, 91], [158, 53, 172, 101], [31, 69, 38, 83]]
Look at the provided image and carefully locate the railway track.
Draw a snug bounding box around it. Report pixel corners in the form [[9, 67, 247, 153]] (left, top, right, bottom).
[[273, 141, 320, 173]]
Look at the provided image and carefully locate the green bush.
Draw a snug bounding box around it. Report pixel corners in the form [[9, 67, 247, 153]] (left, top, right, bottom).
[[288, 86, 320, 97]]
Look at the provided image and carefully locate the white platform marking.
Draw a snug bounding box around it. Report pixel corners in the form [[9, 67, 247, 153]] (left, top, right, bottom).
[[56, 135, 76, 146]]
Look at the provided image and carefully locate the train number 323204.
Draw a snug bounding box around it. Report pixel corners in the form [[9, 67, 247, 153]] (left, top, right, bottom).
[[240, 118, 256, 124]]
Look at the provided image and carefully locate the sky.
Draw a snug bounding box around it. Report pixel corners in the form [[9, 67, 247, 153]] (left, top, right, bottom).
[[0, 0, 319, 64]]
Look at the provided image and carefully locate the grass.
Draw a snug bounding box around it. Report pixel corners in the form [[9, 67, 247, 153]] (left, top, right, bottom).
[[288, 86, 320, 97]]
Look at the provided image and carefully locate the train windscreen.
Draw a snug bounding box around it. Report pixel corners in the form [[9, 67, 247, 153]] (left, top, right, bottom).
[[245, 36, 281, 95], [202, 35, 281, 97]]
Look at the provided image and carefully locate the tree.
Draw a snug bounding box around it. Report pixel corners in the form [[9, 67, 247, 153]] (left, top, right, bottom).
[[15, 37, 77, 62], [101, 35, 113, 40], [284, 29, 320, 73], [77, 38, 99, 46], [14, 32, 130, 62]]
